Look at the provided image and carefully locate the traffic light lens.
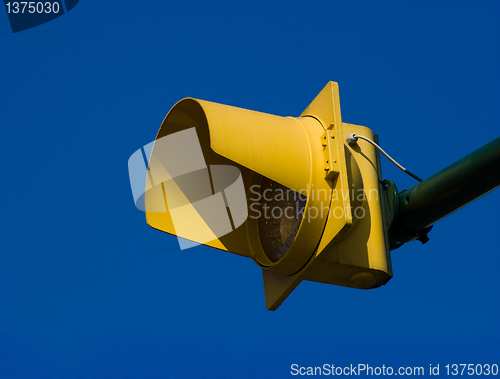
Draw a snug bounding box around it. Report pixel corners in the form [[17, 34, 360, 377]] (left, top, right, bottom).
[[258, 177, 307, 262]]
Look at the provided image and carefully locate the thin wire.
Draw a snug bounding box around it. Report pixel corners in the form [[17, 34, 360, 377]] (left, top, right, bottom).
[[347, 134, 423, 182]]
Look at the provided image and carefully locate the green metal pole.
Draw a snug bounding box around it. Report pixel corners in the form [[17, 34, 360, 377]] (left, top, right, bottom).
[[389, 136, 500, 248]]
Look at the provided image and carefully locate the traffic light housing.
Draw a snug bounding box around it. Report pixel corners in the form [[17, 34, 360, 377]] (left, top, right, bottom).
[[145, 82, 392, 310]]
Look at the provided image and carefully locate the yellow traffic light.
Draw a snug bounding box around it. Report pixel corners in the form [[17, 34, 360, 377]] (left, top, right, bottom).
[[145, 82, 392, 310]]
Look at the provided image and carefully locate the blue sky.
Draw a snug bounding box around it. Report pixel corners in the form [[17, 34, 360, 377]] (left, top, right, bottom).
[[1, 1, 499, 377]]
